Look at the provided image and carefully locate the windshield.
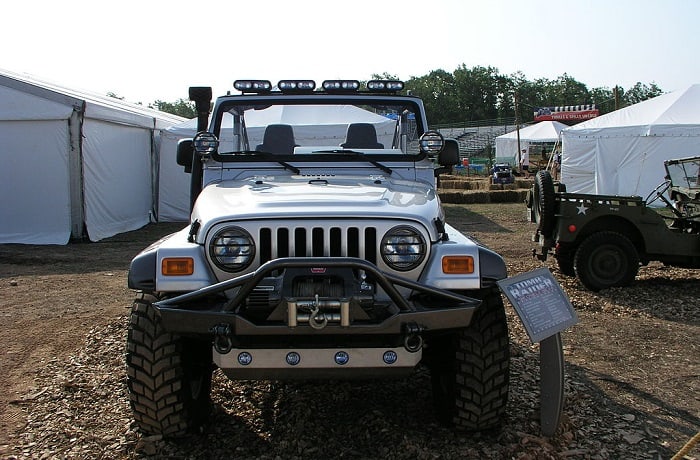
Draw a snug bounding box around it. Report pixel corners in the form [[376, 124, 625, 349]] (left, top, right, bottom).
[[211, 96, 424, 158], [666, 157, 700, 189]]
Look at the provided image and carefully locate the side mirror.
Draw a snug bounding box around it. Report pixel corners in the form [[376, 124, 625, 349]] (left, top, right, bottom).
[[438, 139, 460, 167], [434, 138, 460, 179], [176, 139, 194, 173]]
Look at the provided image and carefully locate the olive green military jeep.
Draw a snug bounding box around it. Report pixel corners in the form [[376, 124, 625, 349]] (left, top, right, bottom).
[[527, 156, 700, 291]]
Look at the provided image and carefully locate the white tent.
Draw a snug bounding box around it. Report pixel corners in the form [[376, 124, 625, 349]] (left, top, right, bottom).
[[561, 84, 700, 198], [158, 106, 396, 222], [0, 69, 185, 244], [495, 121, 568, 165]]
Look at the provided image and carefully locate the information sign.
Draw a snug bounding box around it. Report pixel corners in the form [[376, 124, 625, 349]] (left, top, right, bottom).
[[497, 267, 579, 343]]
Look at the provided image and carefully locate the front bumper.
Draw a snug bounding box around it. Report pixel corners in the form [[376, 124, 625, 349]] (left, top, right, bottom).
[[154, 257, 482, 377], [154, 257, 481, 335]]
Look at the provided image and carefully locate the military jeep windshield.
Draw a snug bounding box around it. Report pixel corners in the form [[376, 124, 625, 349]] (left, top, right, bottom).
[[211, 96, 424, 159], [666, 156, 700, 190]]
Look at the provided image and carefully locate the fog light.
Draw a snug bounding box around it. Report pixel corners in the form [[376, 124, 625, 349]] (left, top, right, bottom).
[[286, 352, 301, 366], [419, 131, 444, 155], [334, 351, 349, 365], [383, 350, 398, 365], [237, 352, 252, 366]]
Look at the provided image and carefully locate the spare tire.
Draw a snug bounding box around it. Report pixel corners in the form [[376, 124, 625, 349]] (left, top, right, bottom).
[[533, 170, 556, 238]]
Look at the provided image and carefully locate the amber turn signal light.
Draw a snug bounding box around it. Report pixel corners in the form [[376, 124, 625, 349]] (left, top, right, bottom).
[[442, 256, 474, 274], [162, 257, 194, 276]]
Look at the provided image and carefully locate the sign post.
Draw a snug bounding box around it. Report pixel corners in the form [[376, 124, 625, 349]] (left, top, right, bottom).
[[497, 268, 578, 436]]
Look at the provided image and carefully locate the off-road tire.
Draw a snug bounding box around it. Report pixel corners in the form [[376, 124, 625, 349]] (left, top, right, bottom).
[[533, 170, 556, 238], [126, 293, 213, 436], [574, 231, 640, 291], [429, 289, 510, 431]]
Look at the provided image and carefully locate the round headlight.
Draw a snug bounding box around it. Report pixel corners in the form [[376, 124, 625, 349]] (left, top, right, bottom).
[[381, 226, 426, 271], [209, 227, 255, 272], [419, 131, 444, 155], [193, 131, 219, 154]]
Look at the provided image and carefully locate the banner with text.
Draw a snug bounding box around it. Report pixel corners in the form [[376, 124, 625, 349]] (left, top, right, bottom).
[[534, 105, 599, 122]]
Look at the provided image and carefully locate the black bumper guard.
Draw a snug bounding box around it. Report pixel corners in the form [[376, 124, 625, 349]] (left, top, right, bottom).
[[153, 257, 481, 336]]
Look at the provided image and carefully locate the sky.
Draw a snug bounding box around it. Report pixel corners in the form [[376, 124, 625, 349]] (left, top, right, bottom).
[[3, 0, 699, 105]]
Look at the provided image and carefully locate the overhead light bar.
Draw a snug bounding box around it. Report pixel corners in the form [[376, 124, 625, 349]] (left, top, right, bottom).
[[322, 80, 360, 92], [233, 80, 272, 93], [278, 80, 316, 92], [367, 80, 404, 92]]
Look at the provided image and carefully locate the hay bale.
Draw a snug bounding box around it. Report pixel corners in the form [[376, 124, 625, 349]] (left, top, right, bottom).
[[463, 191, 490, 204]]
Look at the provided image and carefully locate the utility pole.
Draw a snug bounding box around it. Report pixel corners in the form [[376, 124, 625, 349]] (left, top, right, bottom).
[[613, 86, 620, 110]]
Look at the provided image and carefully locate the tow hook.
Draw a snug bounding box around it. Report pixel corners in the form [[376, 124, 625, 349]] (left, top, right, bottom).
[[308, 302, 328, 330], [211, 323, 233, 354], [403, 322, 424, 353]]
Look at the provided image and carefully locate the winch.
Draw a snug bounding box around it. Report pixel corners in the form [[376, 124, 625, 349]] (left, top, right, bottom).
[[287, 294, 350, 329]]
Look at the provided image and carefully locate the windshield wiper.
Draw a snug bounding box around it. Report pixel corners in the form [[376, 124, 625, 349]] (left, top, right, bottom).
[[312, 149, 393, 175], [223, 150, 301, 174]]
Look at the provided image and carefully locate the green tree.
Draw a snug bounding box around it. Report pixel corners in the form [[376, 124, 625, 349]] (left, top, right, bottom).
[[150, 99, 197, 118], [405, 69, 460, 125], [453, 65, 506, 121], [370, 72, 400, 81], [622, 82, 664, 106], [588, 86, 615, 114], [542, 74, 591, 106], [509, 74, 599, 122]]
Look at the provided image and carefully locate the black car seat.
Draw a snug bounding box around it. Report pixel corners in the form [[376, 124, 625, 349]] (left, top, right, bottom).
[[256, 124, 297, 154], [340, 123, 384, 149]]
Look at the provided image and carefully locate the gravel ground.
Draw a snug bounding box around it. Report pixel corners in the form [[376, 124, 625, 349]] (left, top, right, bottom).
[[1, 202, 698, 459]]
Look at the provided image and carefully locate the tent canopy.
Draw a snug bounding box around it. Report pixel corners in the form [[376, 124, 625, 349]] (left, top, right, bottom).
[[0, 68, 184, 244], [561, 84, 700, 198], [495, 121, 568, 164]]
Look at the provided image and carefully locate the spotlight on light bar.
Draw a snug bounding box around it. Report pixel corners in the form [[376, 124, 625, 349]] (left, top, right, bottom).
[[322, 80, 360, 92], [367, 80, 404, 92], [233, 80, 272, 93], [278, 80, 316, 92]]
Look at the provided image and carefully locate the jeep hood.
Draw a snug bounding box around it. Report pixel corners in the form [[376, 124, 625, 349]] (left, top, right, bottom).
[[191, 175, 443, 243]]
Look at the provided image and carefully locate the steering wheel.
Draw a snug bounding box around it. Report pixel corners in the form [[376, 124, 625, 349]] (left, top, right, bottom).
[[645, 180, 671, 205]]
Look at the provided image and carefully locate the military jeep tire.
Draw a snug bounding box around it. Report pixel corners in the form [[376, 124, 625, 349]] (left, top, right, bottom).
[[574, 231, 640, 291], [126, 293, 213, 436], [533, 170, 556, 238], [428, 289, 510, 431]]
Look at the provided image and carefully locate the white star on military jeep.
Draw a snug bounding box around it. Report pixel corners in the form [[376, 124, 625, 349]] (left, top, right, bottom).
[[576, 202, 588, 215]]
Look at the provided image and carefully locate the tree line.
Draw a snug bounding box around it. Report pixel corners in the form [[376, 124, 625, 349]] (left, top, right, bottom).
[[141, 65, 664, 124]]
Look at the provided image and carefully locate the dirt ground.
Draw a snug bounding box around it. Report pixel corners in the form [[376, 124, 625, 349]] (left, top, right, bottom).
[[0, 202, 698, 459]]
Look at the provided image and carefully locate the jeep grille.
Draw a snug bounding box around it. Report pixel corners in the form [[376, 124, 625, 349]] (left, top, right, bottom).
[[258, 226, 377, 264], [206, 220, 431, 280]]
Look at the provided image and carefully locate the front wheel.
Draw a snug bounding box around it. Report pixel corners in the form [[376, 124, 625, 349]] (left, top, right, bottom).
[[574, 231, 639, 291], [126, 293, 213, 436], [428, 290, 510, 431]]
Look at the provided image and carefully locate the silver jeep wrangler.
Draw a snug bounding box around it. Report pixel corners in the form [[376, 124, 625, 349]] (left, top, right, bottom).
[[126, 79, 510, 437]]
